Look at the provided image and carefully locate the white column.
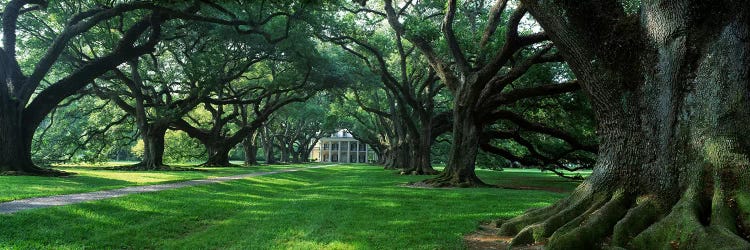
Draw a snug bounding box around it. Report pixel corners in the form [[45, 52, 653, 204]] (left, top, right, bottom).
[[355, 141, 360, 163], [348, 141, 352, 163], [338, 141, 342, 163], [318, 142, 322, 162], [364, 144, 368, 163], [327, 141, 332, 162]]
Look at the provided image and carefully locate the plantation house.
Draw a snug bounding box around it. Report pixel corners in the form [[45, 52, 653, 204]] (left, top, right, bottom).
[[310, 130, 376, 163]]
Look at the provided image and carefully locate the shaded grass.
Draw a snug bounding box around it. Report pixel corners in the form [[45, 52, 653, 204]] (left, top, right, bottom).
[[0, 165, 575, 249], [0, 163, 310, 202], [482, 168, 589, 191]]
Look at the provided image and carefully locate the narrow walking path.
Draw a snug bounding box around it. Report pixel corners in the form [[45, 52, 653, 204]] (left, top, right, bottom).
[[0, 164, 334, 214]]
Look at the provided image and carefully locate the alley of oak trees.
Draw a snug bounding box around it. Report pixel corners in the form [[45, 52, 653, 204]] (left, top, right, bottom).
[[1, 0, 748, 249]]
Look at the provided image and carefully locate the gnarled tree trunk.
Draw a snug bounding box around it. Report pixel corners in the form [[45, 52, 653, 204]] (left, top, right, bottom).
[[264, 139, 276, 165], [402, 112, 439, 175], [203, 142, 232, 167], [291, 143, 300, 163], [0, 102, 46, 174], [280, 142, 290, 163], [501, 1, 750, 248], [421, 99, 486, 187], [243, 131, 259, 166], [137, 125, 168, 170]]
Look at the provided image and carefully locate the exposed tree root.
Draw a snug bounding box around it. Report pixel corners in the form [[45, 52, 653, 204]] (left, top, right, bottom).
[[399, 167, 440, 176], [628, 187, 750, 249], [545, 191, 630, 249], [417, 172, 493, 188], [200, 162, 241, 168], [499, 183, 750, 249], [610, 198, 662, 247]]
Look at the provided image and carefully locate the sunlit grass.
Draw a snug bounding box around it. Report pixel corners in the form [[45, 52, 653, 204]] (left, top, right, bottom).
[[0, 165, 578, 249], [0, 163, 313, 202]]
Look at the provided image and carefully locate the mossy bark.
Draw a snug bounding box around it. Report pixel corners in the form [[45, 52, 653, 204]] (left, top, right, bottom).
[[203, 142, 233, 167], [420, 102, 487, 187], [401, 117, 439, 175], [503, 0, 750, 248]]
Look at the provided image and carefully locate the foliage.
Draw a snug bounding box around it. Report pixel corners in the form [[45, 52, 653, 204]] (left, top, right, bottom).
[[131, 131, 205, 163], [32, 96, 137, 164]]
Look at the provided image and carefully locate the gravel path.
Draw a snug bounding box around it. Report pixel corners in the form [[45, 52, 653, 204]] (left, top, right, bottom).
[[0, 164, 334, 215]]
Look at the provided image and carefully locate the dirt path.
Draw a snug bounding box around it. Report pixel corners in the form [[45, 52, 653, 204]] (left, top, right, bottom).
[[464, 221, 545, 250], [0, 165, 334, 214]]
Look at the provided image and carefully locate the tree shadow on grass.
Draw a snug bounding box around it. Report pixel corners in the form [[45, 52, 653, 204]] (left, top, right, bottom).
[[0, 166, 570, 249], [0, 175, 135, 202]]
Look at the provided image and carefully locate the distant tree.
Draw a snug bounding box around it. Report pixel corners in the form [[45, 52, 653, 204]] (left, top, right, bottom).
[[0, 0, 296, 175], [265, 98, 336, 163], [374, 0, 588, 186], [314, 1, 453, 174], [172, 51, 329, 166]]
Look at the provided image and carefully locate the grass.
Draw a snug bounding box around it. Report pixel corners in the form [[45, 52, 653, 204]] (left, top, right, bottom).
[[488, 168, 591, 191], [0, 164, 580, 249], [0, 162, 309, 202]]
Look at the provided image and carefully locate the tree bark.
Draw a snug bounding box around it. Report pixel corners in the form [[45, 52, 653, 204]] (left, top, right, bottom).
[[242, 131, 258, 166], [291, 143, 300, 163], [402, 112, 439, 175], [263, 129, 276, 164], [265, 145, 276, 164], [374, 148, 385, 165], [0, 101, 48, 174], [500, 1, 750, 248], [136, 125, 168, 170], [421, 102, 487, 186], [280, 142, 290, 163], [203, 142, 232, 167]]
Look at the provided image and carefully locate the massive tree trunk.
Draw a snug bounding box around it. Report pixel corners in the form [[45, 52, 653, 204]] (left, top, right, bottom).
[[263, 134, 276, 164], [203, 142, 233, 167], [243, 131, 259, 166], [265, 145, 276, 164], [402, 112, 438, 175], [374, 148, 385, 165], [501, 1, 750, 248], [387, 140, 411, 170], [421, 102, 486, 187], [0, 102, 47, 174], [291, 143, 300, 163], [280, 142, 290, 163], [137, 125, 168, 170], [298, 150, 309, 163]]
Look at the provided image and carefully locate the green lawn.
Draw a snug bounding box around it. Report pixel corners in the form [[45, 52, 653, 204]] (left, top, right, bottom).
[[0, 165, 580, 249], [0, 162, 309, 202]]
